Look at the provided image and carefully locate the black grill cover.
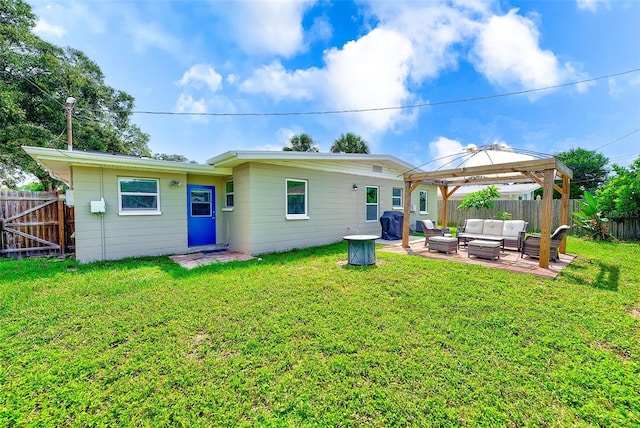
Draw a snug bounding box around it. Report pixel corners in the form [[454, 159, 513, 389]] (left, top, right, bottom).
[[380, 211, 404, 240]]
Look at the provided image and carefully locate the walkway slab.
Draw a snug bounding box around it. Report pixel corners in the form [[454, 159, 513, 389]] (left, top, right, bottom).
[[170, 250, 253, 269]]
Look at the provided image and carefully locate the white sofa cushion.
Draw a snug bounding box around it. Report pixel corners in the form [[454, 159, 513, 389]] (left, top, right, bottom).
[[502, 220, 526, 237], [482, 220, 504, 236], [464, 219, 485, 234]]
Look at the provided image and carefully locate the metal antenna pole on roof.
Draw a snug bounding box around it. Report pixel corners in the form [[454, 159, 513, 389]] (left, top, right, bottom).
[[66, 97, 76, 151]]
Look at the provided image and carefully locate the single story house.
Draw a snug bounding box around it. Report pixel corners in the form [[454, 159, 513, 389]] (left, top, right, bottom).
[[440, 183, 541, 201], [23, 147, 436, 263]]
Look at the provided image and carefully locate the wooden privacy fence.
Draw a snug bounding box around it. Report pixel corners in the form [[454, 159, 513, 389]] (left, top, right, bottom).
[[0, 190, 75, 258], [438, 199, 640, 240]]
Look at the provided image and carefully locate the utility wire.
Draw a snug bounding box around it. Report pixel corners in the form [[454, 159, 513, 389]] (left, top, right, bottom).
[[593, 128, 640, 151], [123, 68, 640, 117], [5, 66, 639, 118], [0, 70, 66, 109]]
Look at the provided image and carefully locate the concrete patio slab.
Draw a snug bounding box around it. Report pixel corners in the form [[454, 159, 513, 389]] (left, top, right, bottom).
[[379, 240, 575, 279]]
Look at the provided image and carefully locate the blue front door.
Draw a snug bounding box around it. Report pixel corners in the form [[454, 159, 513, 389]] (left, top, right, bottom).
[[187, 185, 216, 247]]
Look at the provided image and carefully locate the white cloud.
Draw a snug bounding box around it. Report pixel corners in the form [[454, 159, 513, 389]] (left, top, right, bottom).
[[428, 136, 470, 169], [323, 28, 413, 131], [470, 9, 581, 94], [238, 2, 581, 143], [240, 61, 319, 101], [29, 3, 106, 39], [274, 127, 296, 149], [33, 19, 66, 38], [223, 1, 316, 57], [128, 21, 183, 57], [308, 15, 333, 43], [576, 0, 609, 12], [366, 2, 479, 81], [608, 73, 640, 98], [177, 65, 223, 93], [174, 94, 208, 122]]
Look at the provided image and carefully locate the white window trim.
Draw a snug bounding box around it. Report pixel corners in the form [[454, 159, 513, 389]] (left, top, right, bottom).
[[419, 190, 428, 215], [189, 188, 213, 218], [224, 179, 234, 210], [118, 177, 161, 216], [365, 185, 379, 222], [392, 187, 403, 209], [285, 178, 309, 220]]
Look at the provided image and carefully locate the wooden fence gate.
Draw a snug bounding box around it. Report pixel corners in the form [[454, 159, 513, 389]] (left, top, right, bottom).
[[0, 190, 75, 258]]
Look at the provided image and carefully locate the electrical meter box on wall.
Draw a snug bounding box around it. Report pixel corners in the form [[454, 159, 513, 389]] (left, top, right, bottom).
[[64, 189, 74, 207], [90, 198, 106, 213]]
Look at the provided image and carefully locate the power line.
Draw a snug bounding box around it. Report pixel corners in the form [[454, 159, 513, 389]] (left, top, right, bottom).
[[5, 66, 640, 118], [593, 128, 640, 151], [125, 67, 640, 117], [0, 70, 66, 109]]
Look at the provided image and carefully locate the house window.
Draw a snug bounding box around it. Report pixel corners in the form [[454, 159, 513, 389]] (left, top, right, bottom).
[[286, 179, 308, 220], [419, 190, 428, 214], [225, 180, 234, 209], [366, 186, 379, 222], [392, 187, 403, 209], [118, 177, 160, 215], [190, 189, 212, 217]]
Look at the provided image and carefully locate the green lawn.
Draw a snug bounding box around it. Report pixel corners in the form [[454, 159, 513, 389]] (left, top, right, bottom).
[[1, 237, 639, 426]]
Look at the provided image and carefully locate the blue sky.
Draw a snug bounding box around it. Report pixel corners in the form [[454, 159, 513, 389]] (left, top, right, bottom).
[[29, 0, 640, 169]]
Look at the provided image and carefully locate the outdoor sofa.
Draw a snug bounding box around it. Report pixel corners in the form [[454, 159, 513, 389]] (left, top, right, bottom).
[[457, 219, 528, 251]]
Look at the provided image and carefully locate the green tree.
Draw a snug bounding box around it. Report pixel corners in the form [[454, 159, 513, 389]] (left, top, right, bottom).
[[283, 133, 318, 152], [596, 157, 640, 221], [330, 133, 370, 154], [458, 185, 501, 217], [0, 0, 165, 189], [535, 148, 609, 199], [152, 153, 192, 162]]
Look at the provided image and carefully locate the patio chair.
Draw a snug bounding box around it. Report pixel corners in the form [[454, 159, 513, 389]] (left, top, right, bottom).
[[521, 225, 570, 262], [419, 219, 446, 245]]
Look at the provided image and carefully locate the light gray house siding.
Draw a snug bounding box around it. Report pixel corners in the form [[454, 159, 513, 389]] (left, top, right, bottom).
[[226, 162, 434, 255], [72, 166, 189, 262], [222, 163, 251, 255]]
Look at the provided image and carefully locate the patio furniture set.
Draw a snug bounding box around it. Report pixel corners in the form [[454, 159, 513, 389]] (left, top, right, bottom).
[[420, 219, 570, 262]]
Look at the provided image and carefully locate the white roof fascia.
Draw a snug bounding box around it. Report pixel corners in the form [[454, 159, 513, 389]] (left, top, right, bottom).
[[207, 150, 419, 178], [23, 146, 231, 178]]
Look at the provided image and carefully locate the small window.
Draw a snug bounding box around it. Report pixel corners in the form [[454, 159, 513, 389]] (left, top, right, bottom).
[[286, 179, 308, 220], [225, 180, 234, 208], [392, 187, 403, 209], [419, 190, 428, 214], [190, 189, 212, 217], [118, 177, 160, 215], [366, 186, 379, 222]]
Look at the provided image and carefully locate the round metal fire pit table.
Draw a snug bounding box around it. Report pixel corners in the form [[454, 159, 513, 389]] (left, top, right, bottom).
[[343, 234, 379, 266]]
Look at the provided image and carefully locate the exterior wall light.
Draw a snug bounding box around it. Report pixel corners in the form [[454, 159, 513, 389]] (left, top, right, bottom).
[[170, 180, 183, 188], [352, 184, 358, 191]]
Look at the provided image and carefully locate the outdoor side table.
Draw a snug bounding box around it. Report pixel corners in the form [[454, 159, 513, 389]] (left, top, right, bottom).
[[343, 235, 379, 265]]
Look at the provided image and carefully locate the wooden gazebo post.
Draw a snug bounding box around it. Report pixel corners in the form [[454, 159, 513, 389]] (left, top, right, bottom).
[[438, 185, 459, 228], [559, 175, 571, 254], [538, 168, 555, 268]]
